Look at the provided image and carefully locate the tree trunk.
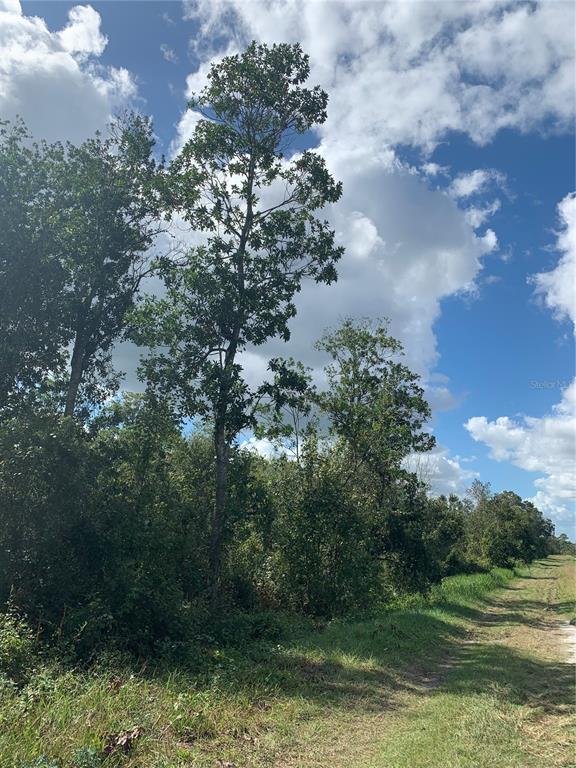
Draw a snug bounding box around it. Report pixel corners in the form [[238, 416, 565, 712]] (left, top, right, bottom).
[[64, 336, 85, 417], [210, 418, 229, 608], [207, 154, 253, 607]]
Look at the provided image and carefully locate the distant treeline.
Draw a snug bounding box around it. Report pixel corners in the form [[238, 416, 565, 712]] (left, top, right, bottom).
[[1, 43, 572, 658]]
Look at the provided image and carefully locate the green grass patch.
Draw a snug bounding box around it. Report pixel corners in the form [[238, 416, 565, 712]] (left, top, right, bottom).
[[2, 560, 569, 768]]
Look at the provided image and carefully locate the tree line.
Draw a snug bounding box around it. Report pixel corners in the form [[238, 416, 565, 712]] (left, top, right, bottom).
[[0, 43, 571, 657]]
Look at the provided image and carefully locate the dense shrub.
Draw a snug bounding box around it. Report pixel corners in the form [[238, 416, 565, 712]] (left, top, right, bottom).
[[0, 610, 38, 685], [0, 403, 563, 655]]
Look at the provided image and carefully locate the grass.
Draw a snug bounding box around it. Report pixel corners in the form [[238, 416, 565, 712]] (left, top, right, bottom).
[[0, 558, 573, 768], [366, 555, 576, 768]]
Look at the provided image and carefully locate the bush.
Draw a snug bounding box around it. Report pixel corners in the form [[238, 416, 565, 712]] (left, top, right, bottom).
[[0, 399, 562, 659], [0, 610, 38, 685]]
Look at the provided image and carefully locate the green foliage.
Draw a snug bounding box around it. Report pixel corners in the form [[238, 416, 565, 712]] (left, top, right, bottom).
[[54, 113, 163, 417], [465, 488, 554, 569], [0, 411, 96, 616], [423, 494, 469, 576], [133, 42, 343, 600], [0, 385, 560, 648], [0, 610, 38, 685], [21, 759, 61, 768], [71, 748, 102, 768], [0, 114, 163, 421], [0, 399, 199, 656], [269, 449, 378, 616], [0, 120, 68, 415], [429, 567, 515, 606], [0, 42, 565, 666], [22, 748, 104, 768], [547, 532, 576, 555], [316, 317, 435, 476]]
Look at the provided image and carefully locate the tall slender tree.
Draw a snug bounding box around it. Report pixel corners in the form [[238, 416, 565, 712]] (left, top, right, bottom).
[[134, 42, 343, 602]]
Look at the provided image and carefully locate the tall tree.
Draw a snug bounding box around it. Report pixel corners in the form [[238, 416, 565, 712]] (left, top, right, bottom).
[[314, 319, 437, 589], [316, 318, 435, 485], [134, 42, 343, 602], [0, 121, 67, 415], [54, 113, 163, 417]]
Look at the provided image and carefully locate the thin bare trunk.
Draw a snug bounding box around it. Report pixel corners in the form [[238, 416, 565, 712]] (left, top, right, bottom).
[[208, 154, 255, 607], [64, 336, 85, 417], [210, 418, 229, 607]]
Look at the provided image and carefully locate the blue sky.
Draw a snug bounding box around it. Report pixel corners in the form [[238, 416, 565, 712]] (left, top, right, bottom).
[[4, 1, 575, 533]]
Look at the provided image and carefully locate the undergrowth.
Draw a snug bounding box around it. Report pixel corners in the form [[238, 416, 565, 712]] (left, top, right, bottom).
[[0, 563, 525, 768]]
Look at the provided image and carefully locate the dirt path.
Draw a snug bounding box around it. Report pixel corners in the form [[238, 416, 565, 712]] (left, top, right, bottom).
[[369, 557, 576, 768], [470, 559, 576, 661], [277, 557, 576, 768]]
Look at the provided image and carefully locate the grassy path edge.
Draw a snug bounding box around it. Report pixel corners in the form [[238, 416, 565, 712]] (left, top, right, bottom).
[[1, 558, 574, 768]]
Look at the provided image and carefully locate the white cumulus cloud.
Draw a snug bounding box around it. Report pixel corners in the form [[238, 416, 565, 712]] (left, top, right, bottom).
[[0, 3, 137, 142], [449, 169, 505, 200], [404, 445, 479, 497], [0, 0, 20, 13], [465, 381, 576, 528], [57, 5, 107, 57], [185, 0, 575, 149], [531, 192, 576, 329]]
